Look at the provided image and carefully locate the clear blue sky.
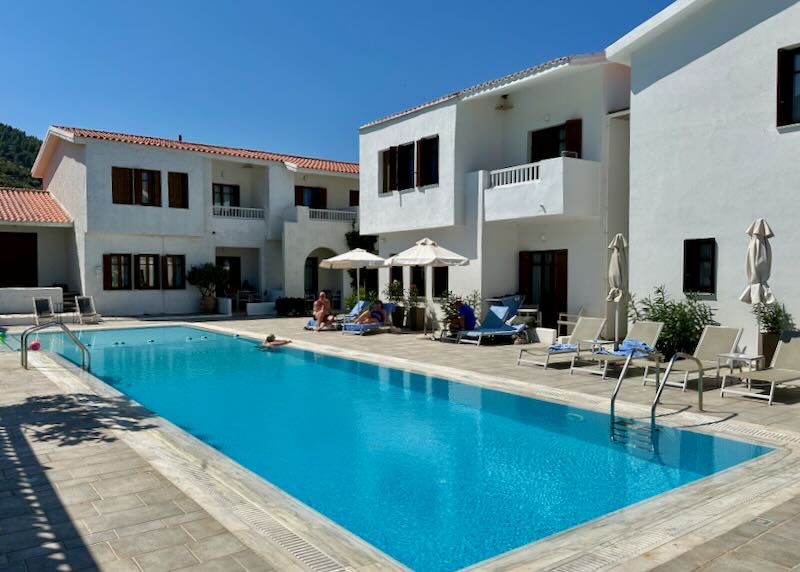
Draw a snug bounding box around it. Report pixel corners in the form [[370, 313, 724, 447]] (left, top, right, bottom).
[[2, 0, 673, 163]]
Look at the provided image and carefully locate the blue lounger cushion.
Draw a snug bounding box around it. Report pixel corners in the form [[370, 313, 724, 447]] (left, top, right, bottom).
[[459, 306, 518, 339], [596, 339, 653, 358], [548, 343, 579, 352]]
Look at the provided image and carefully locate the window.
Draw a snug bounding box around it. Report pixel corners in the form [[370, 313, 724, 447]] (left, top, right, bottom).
[[111, 167, 161, 206], [778, 46, 800, 126], [389, 256, 403, 287], [397, 143, 415, 190], [417, 136, 439, 187], [134, 254, 160, 290], [381, 147, 396, 193], [433, 266, 448, 298], [530, 119, 581, 163], [349, 190, 359, 207], [162, 255, 186, 289], [410, 266, 425, 295], [294, 186, 327, 209], [683, 239, 716, 294], [168, 172, 189, 208], [212, 184, 240, 207], [103, 254, 132, 290]]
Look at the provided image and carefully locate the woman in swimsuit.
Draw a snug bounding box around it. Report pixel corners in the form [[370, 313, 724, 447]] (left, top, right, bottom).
[[354, 301, 387, 324]]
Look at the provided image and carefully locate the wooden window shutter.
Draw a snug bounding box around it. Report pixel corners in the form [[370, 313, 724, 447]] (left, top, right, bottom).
[[777, 49, 793, 126], [133, 255, 142, 289], [103, 254, 112, 289], [153, 254, 160, 286], [389, 146, 398, 191], [132, 169, 143, 204], [152, 171, 162, 206], [381, 150, 391, 193], [565, 119, 582, 158], [415, 139, 423, 187], [168, 172, 188, 208], [112, 167, 133, 204], [318, 188, 327, 209], [294, 186, 304, 206], [161, 256, 168, 288]]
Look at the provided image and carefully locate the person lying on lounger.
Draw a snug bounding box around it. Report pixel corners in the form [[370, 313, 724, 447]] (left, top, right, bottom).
[[259, 334, 291, 349], [354, 301, 387, 324], [449, 300, 476, 333], [313, 291, 335, 331]]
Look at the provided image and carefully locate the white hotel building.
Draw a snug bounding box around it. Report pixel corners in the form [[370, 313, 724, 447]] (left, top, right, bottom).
[[0, 126, 359, 315], [360, 0, 800, 345]]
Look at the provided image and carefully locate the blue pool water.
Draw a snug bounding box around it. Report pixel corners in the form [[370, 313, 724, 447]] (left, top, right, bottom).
[[33, 326, 771, 571]]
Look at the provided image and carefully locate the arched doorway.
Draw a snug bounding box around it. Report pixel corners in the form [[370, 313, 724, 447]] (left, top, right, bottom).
[[305, 247, 341, 308]]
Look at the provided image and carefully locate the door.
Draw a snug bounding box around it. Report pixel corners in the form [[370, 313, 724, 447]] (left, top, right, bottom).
[[304, 257, 319, 298], [0, 232, 37, 287], [519, 250, 567, 328], [215, 256, 241, 296]]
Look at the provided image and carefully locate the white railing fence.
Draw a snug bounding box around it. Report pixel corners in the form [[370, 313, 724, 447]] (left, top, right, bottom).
[[489, 162, 541, 188], [212, 205, 265, 219], [308, 208, 358, 223]]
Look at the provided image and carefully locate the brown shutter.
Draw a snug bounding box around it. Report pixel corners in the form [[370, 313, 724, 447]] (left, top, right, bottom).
[[152, 255, 160, 287], [133, 169, 143, 205], [133, 255, 142, 289], [349, 190, 359, 206], [103, 254, 112, 289], [777, 49, 793, 126], [122, 254, 132, 289], [112, 167, 133, 204], [565, 119, 582, 158], [415, 139, 423, 187], [168, 172, 183, 208], [294, 186, 304, 206], [318, 188, 327, 209], [161, 256, 169, 288], [389, 146, 398, 191], [381, 150, 390, 193], [518, 252, 532, 300], [152, 171, 162, 206]]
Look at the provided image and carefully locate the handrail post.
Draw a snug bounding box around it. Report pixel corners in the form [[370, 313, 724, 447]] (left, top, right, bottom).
[[19, 321, 90, 372]]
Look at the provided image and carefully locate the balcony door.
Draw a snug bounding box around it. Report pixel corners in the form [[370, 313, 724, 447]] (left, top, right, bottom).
[[216, 256, 241, 295], [529, 119, 582, 163], [294, 186, 327, 209], [519, 250, 567, 328]]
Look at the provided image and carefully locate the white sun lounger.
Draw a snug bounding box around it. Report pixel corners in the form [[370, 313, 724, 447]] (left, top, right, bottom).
[[75, 296, 101, 324], [570, 320, 664, 379], [721, 332, 800, 405], [33, 297, 55, 325], [517, 316, 606, 368]]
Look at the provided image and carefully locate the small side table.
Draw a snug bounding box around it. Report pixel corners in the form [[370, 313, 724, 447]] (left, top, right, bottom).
[[717, 352, 765, 382]]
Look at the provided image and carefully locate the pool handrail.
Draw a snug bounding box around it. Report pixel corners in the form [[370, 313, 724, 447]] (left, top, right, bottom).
[[20, 321, 91, 372]]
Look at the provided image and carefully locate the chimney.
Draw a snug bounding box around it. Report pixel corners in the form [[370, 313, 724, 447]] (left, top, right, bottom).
[[178, 134, 183, 142]]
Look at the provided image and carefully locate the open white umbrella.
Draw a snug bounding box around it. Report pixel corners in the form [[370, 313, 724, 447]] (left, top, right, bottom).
[[739, 218, 775, 305], [319, 248, 385, 292], [606, 233, 628, 346], [384, 238, 469, 334]]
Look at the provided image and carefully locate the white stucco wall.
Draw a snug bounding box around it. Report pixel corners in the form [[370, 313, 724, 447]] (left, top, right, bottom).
[[359, 103, 459, 235], [297, 172, 359, 210], [625, 0, 800, 350]]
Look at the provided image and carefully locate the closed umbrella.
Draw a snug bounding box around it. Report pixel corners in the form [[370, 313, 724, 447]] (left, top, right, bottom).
[[319, 248, 385, 293], [739, 218, 775, 305], [606, 233, 628, 347], [384, 238, 469, 333]]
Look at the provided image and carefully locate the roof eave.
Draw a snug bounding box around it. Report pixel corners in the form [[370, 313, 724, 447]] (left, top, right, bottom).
[[0, 220, 73, 228], [31, 127, 78, 178], [286, 163, 359, 178]]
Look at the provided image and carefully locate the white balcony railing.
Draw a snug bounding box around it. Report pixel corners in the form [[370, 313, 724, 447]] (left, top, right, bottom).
[[212, 205, 265, 219], [308, 208, 357, 223], [489, 162, 541, 188]]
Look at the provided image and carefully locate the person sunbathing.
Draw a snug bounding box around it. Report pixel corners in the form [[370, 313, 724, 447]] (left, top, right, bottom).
[[354, 301, 387, 324], [259, 334, 291, 349]]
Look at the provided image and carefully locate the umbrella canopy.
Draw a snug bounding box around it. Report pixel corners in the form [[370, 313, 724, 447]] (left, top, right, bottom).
[[383, 238, 469, 268], [319, 248, 385, 290], [739, 218, 775, 305], [606, 233, 628, 303]]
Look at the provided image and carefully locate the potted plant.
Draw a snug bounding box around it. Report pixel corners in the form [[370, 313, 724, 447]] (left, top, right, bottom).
[[405, 285, 424, 331], [383, 279, 406, 327], [187, 263, 229, 314], [753, 302, 794, 365]]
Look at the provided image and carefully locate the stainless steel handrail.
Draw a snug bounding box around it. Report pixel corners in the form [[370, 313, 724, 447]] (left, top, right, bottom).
[[20, 321, 91, 372], [610, 348, 662, 420], [652, 352, 704, 418]]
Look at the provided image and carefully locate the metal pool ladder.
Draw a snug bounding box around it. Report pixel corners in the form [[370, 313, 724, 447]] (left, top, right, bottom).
[[20, 321, 91, 372]]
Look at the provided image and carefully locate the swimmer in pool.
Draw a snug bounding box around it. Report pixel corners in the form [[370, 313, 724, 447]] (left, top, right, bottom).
[[259, 334, 291, 350]]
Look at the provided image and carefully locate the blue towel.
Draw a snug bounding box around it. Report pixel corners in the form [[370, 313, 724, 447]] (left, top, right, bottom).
[[548, 343, 578, 352], [596, 339, 653, 357]]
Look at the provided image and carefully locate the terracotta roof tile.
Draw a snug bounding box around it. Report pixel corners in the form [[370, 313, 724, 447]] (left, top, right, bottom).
[[0, 187, 71, 225], [54, 126, 359, 175]]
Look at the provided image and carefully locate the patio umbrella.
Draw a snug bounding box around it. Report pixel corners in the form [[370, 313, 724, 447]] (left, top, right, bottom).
[[384, 238, 469, 334], [319, 248, 385, 292], [606, 233, 628, 347], [739, 218, 775, 305]]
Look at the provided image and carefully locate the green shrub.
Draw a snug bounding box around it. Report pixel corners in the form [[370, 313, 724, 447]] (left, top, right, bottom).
[[344, 288, 378, 312], [382, 280, 404, 304], [186, 263, 228, 297], [753, 302, 795, 334], [405, 285, 420, 308], [629, 286, 715, 358]]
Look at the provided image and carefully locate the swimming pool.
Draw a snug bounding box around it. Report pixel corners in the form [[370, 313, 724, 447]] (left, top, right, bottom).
[[34, 326, 771, 571]]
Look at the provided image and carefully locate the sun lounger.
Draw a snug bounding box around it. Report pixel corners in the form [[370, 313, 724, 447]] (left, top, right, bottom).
[[305, 300, 368, 330], [457, 305, 526, 346], [517, 316, 606, 368], [642, 326, 743, 391], [341, 303, 395, 335], [570, 320, 664, 379], [75, 296, 101, 324], [33, 297, 55, 325], [721, 332, 800, 405]]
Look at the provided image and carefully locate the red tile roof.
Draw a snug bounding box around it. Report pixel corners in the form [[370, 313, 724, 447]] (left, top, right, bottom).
[[53, 126, 359, 175], [0, 187, 71, 225]]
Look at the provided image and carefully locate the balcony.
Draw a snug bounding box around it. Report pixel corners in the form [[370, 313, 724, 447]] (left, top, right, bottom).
[[483, 157, 600, 222], [307, 208, 357, 224], [212, 205, 265, 220]]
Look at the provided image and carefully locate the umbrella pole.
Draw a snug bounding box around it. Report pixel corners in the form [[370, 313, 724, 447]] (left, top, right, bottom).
[[356, 267, 360, 297], [614, 303, 620, 351]]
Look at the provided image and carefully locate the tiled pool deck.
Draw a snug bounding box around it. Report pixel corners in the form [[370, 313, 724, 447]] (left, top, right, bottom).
[[3, 316, 800, 571]]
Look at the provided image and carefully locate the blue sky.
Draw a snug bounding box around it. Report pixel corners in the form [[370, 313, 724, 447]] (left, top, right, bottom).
[[2, 0, 673, 162]]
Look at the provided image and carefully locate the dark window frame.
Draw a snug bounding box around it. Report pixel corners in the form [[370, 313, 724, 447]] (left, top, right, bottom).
[[103, 253, 132, 290], [293, 186, 327, 209], [161, 254, 186, 289], [416, 136, 439, 187], [134, 254, 160, 290], [396, 143, 415, 190], [777, 45, 800, 127], [410, 266, 426, 295], [683, 238, 717, 294], [168, 172, 189, 209], [349, 190, 359, 207], [433, 266, 449, 298], [111, 167, 161, 206], [212, 183, 240, 207]]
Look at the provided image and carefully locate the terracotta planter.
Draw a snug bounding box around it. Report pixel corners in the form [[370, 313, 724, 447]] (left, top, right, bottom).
[[759, 332, 780, 366], [199, 296, 216, 314], [407, 307, 425, 331]]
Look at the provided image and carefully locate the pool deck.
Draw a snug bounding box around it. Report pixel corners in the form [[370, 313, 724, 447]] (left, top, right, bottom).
[[4, 316, 800, 571]]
